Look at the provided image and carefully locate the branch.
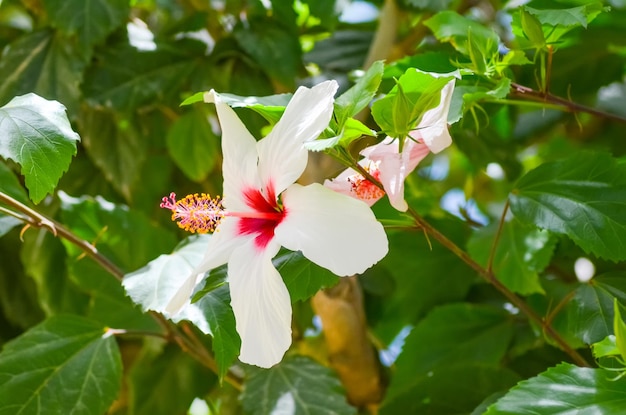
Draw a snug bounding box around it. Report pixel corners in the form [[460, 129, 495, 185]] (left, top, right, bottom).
[[350, 163, 591, 367], [0, 191, 244, 388], [510, 82, 626, 124]]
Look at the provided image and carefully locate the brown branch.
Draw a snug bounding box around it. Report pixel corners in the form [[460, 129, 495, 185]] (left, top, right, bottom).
[[510, 82, 626, 124], [350, 163, 591, 367], [0, 191, 244, 387]]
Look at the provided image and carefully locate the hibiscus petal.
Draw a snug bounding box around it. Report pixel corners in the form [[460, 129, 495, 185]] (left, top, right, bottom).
[[413, 79, 455, 154], [276, 183, 388, 276], [204, 90, 260, 210], [228, 239, 292, 368], [165, 217, 245, 315], [257, 80, 338, 194]]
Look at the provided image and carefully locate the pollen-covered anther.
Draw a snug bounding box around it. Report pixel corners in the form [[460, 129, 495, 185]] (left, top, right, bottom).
[[346, 162, 385, 202], [160, 192, 225, 234]]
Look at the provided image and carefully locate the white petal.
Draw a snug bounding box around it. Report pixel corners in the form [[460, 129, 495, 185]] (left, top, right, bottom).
[[204, 90, 260, 210], [276, 183, 388, 276], [257, 81, 338, 194], [165, 217, 245, 315], [415, 79, 455, 154], [228, 239, 292, 368]]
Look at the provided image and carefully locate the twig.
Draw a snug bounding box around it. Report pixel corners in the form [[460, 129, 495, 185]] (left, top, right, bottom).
[[511, 82, 626, 124], [349, 163, 591, 367]]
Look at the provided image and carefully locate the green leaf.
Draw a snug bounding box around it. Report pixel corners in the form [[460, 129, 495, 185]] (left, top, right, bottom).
[[0, 315, 122, 415], [233, 17, 302, 86], [485, 363, 626, 414], [0, 161, 30, 207], [371, 69, 453, 139], [520, 8, 546, 48], [123, 235, 240, 378], [42, 0, 129, 58], [334, 60, 384, 127], [525, 4, 603, 29], [274, 249, 339, 302], [468, 220, 554, 295], [614, 299, 626, 361], [166, 109, 219, 182], [128, 341, 215, 415], [567, 273, 626, 344], [592, 335, 619, 359], [384, 303, 515, 408], [509, 152, 626, 261], [79, 106, 146, 200], [83, 41, 199, 112], [204, 91, 291, 124], [0, 93, 80, 203], [20, 229, 89, 316], [241, 355, 356, 415], [304, 117, 375, 152], [382, 364, 520, 415], [0, 30, 86, 115], [424, 11, 499, 57]]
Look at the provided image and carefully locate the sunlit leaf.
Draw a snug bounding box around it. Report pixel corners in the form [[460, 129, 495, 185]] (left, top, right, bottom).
[[241, 356, 356, 415], [510, 152, 626, 261], [485, 363, 626, 414], [334, 60, 384, 126], [0, 315, 122, 415], [0, 93, 80, 203]]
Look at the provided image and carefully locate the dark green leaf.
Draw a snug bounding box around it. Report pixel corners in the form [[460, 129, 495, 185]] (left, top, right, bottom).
[[509, 152, 626, 261], [79, 106, 146, 200], [468, 220, 554, 295], [241, 356, 356, 415], [20, 229, 89, 316], [0, 162, 29, 206], [485, 363, 626, 414], [274, 249, 340, 302], [567, 273, 626, 344], [0, 93, 80, 203], [0, 30, 86, 114], [382, 364, 520, 415], [83, 41, 199, 111], [233, 18, 301, 86], [0, 315, 122, 415], [128, 340, 215, 415], [384, 303, 515, 408], [42, 0, 129, 58], [166, 109, 219, 182]]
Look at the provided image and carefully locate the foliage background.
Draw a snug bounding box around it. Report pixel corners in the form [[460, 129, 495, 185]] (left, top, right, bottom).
[[1, 0, 626, 414]]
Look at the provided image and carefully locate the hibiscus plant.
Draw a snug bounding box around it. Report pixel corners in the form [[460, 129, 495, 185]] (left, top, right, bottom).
[[1, 1, 626, 415]]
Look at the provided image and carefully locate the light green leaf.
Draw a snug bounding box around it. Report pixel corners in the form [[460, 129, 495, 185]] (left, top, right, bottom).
[[592, 335, 619, 359], [424, 11, 499, 57], [567, 274, 626, 344], [206, 91, 291, 124], [485, 363, 626, 414], [468, 220, 553, 295], [334, 60, 384, 126], [0, 93, 80, 203], [372, 69, 453, 139], [0, 315, 122, 415], [166, 109, 219, 182], [241, 355, 356, 415], [42, 0, 129, 58], [525, 4, 603, 29], [614, 299, 626, 361], [520, 8, 546, 48], [509, 152, 626, 261], [304, 118, 374, 152]]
